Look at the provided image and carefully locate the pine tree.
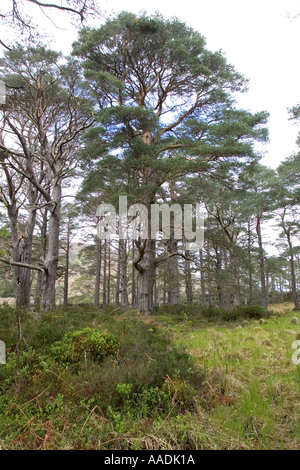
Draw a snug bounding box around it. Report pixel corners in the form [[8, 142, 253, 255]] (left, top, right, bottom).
[[73, 12, 268, 314]]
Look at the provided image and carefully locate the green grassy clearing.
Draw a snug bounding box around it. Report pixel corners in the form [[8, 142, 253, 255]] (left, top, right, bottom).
[[0, 303, 299, 450]]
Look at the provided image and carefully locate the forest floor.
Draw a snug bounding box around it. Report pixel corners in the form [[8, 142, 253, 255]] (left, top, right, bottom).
[[0, 302, 299, 450]]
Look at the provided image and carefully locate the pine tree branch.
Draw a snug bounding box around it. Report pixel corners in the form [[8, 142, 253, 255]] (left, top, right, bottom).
[[25, 0, 89, 22], [0, 257, 44, 272]]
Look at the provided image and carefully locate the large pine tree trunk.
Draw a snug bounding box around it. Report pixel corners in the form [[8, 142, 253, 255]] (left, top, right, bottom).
[[137, 239, 156, 315], [42, 181, 61, 310], [134, 188, 156, 315], [9, 204, 23, 308], [19, 186, 37, 308], [8, 185, 37, 309]]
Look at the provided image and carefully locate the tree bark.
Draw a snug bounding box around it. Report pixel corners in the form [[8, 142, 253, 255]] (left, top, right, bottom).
[[42, 179, 61, 310], [107, 239, 111, 306], [199, 249, 206, 307], [136, 238, 156, 315], [94, 224, 102, 308], [119, 239, 129, 307], [102, 238, 107, 308], [185, 247, 193, 305], [247, 219, 254, 305], [134, 191, 156, 315], [131, 240, 136, 308], [167, 238, 180, 305], [256, 214, 268, 310], [63, 216, 71, 308], [215, 247, 224, 308], [285, 227, 299, 310], [35, 210, 48, 307]]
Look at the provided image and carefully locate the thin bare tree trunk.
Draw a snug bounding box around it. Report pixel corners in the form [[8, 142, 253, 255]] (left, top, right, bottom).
[[63, 217, 71, 308], [247, 219, 253, 305], [35, 210, 48, 307], [115, 240, 121, 307], [285, 227, 299, 309], [107, 239, 111, 306], [94, 227, 102, 309], [256, 214, 268, 310], [185, 247, 193, 305], [167, 238, 180, 305], [199, 249, 206, 307], [102, 238, 107, 308], [131, 240, 136, 307], [119, 239, 129, 307]]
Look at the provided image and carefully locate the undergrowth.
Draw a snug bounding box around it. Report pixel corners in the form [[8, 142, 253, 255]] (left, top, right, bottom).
[[0, 303, 298, 450]]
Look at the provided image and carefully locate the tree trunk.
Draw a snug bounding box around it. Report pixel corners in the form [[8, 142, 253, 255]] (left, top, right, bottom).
[[18, 186, 37, 308], [8, 203, 23, 308], [134, 190, 156, 315], [63, 217, 71, 308], [167, 238, 180, 305], [137, 238, 156, 315], [119, 239, 129, 307], [35, 210, 48, 308], [42, 180, 61, 310], [215, 248, 224, 308], [107, 240, 111, 306], [102, 238, 107, 308], [115, 240, 121, 307], [247, 219, 253, 305], [199, 249, 206, 307], [286, 228, 299, 310], [94, 228, 102, 309], [230, 250, 241, 306], [206, 222, 212, 306], [131, 241, 136, 307], [6, 183, 37, 309], [185, 247, 193, 305], [223, 250, 231, 309], [256, 214, 268, 310]]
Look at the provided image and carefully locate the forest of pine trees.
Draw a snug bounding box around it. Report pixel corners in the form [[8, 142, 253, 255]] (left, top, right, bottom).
[[0, 3, 300, 453], [0, 12, 299, 315]]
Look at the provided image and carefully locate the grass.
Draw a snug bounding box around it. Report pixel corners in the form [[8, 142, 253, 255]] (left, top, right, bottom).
[[0, 303, 299, 450]]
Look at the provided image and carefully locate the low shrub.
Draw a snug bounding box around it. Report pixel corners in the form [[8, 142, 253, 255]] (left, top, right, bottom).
[[51, 327, 120, 365], [72, 321, 205, 414], [200, 304, 270, 321], [233, 305, 270, 319]]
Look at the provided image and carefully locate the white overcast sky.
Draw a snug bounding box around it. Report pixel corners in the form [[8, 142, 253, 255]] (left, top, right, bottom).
[[1, 0, 300, 169]]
